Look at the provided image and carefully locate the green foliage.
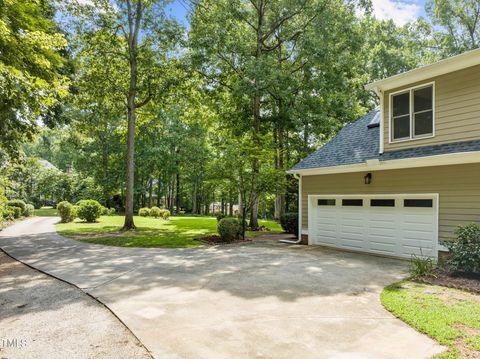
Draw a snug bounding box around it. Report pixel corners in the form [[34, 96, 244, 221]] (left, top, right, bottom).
[[139, 208, 151, 217], [76, 200, 102, 223], [7, 199, 26, 213], [0, 0, 69, 156], [57, 201, 75, 223], [217, 218, 242, 242], [280, 213, 298, 237], [443, 223, 480, 274], [215, 212, 226, 222], [0, 187, 6, 222], [100, 206, 115, 216], [2, 207, 15, 221], [7, 206, 22, 219], [409, 255, 436, 278], [150, 206, 161, 218], [23, 204, 34, 217], [160, 209, 170, 220]]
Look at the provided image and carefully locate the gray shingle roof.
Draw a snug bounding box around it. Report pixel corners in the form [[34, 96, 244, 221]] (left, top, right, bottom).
[[291, 109, 480, 171]]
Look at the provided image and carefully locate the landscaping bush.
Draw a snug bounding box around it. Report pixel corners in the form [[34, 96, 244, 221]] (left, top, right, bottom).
[[160, 209, 170, 220], [217, 218, 242, 242], [443, 223, 480, 274], [409, 254, 436, 278], [2, 207, 15, 221], [76, 200, 102, 223], [23, 204, 34, 217], [106, 207, 115, 216], [0, 189, 6, 222], [150, 206, 161, 218], [139, 207, 150, 217], [8, 206, 22, 219], [280, 212, 298, 237], [216, 212, 226, 222], [57, 201, 75, 223], [7, 199, 26, 214]]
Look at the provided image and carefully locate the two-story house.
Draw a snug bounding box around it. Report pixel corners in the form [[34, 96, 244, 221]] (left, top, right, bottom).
[[289, 48, 480, 259]]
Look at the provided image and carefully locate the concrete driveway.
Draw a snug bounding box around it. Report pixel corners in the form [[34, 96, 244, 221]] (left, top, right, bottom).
[[0, 217, 444, 359]]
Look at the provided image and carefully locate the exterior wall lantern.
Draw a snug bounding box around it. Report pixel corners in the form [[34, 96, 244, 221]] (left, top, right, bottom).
[[364, 172, 372, 185]]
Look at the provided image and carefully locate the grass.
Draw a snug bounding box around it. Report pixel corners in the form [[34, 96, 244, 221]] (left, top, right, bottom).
[[35, 207, 58, 217], [56, 215, 283, 248], [381, 281, 480, 358]]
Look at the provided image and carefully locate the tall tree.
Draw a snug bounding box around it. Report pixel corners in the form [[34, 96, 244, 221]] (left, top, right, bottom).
[[0, 0, 69, 157]]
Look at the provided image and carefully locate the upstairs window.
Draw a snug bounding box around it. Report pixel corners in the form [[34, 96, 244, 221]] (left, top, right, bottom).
[[391, 84, 434, 141]]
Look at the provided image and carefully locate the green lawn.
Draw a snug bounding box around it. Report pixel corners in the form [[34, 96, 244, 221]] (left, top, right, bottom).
[[56, 215, 283, 248], [35, 207, 58, 217], [381, 281, 480, 358]]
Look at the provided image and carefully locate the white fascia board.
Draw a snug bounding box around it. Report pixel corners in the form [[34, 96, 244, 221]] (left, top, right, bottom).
[[287, 151, 480, 176], [365, 48, 480, 92]]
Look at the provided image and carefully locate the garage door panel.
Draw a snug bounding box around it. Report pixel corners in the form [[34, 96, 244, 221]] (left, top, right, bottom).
[[310, 194, 437, 259]]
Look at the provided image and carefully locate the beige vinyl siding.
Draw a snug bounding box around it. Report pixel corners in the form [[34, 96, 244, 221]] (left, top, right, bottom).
[[383, 64, 480, 151], [301, 163, 480, 243]]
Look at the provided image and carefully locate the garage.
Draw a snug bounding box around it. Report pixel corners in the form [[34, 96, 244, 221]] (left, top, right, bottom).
[[308, 194, 438, 259]]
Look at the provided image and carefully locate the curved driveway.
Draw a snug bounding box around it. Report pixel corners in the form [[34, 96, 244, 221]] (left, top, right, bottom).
[[0, 217, 444, 359]]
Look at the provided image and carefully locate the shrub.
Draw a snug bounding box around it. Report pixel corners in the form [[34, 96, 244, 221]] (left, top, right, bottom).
[[139, 207, 150, 217], [150, 206, 161, 218], [57, 201, 75, 223], [443, 223, 480, 274], [23, 204, 34, 217], [409, 254, 436, 278], [7, 199, 26, 213], [3, 207, 15, 221], [100, 206, 108, 215], [0, 189, 6, 222], [106, 207, 116, 216], [161, 209, 170, 220], [280, 212, 298, 237], [30, 197, 43, 209], [216, 212, 226, 222], [72, 205, 79, 219], [76, 200, 102, 223], [8, 206, 22, 219], [217, 218, 242, 242]]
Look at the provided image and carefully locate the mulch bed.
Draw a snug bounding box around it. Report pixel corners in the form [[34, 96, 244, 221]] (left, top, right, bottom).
[[195, 235, 253, 246], [417, 270, 480, 294]]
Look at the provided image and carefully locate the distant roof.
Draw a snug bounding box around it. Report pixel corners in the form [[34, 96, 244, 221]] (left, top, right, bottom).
[[290, 109, 480, 172], [365, 48, 480, 92]]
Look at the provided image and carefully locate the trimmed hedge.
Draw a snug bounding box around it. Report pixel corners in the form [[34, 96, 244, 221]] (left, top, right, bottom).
[[139, 207, 150, 217], [76, 200, 102, 223], [7, 199, 26, 213], [23, 204, 34, 217], [57, 201, 75, 223], [280, 212, 298, 237], [160, 209, 170, 220], [217, 218, 242, 242], [150, 206, 161, 218]]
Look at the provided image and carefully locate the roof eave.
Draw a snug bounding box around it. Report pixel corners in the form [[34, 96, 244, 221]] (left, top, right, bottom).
[[365, 48, 480, 92]]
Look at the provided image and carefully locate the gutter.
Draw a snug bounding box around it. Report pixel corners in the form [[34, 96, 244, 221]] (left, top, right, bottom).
[[279, 173, 303, 245]]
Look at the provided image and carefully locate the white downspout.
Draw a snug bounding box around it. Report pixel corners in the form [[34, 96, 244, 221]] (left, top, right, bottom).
[[279, 173, 303, 244], [377, 87, 384, 155]]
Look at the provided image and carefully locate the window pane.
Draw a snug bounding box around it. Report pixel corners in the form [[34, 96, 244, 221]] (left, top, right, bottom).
[[318, 199, 335, 206], [393, 115, 410, 139], [392, 92, 410, 116], [414, 86, 432, 112], [370, 199, 395, 207], [404, 199, 433, 208], [342, 199, 363, 206], [414, 111, 433, 136]]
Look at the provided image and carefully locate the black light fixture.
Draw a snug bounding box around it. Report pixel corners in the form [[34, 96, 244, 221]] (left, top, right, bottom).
[[364, 172, 372, 185]]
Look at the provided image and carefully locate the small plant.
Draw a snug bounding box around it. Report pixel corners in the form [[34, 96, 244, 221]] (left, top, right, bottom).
[[2, 207, 16, 221], [161, 209, 170, 220], [76, 200, 102, 223], [7, 199, 26, 214], [217, 218, 242, 242], [280, 212, 298, 237], [107, 207, 116, 216], [409, 254, 436, 279], [7, 206, 22, 219], [139, 207, 150, 217], [443, 223, 480, 274], [57, 201, 75, 223], [150, 206, 161, 218], [23, 204, 34, 217]]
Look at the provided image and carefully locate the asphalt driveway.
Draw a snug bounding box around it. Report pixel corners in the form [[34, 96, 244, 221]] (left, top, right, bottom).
[[0, 217, 444, 359]]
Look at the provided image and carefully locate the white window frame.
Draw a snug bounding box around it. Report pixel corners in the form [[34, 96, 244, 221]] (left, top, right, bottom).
[[389, 81, 435, 143]]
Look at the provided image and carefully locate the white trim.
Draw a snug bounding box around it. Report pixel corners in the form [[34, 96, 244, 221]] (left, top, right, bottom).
[[389, 82, 435, 143], [307, 193, 439, 259], [298, 174, 302, 239], [288, 150, 480, 176], [365, 48, 480, 92], [301, 229, 309, 235], [379, 90, 384, 154]]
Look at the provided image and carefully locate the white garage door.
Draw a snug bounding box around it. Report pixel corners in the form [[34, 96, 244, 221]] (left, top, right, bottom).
[[308, 194, 438, 259]]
